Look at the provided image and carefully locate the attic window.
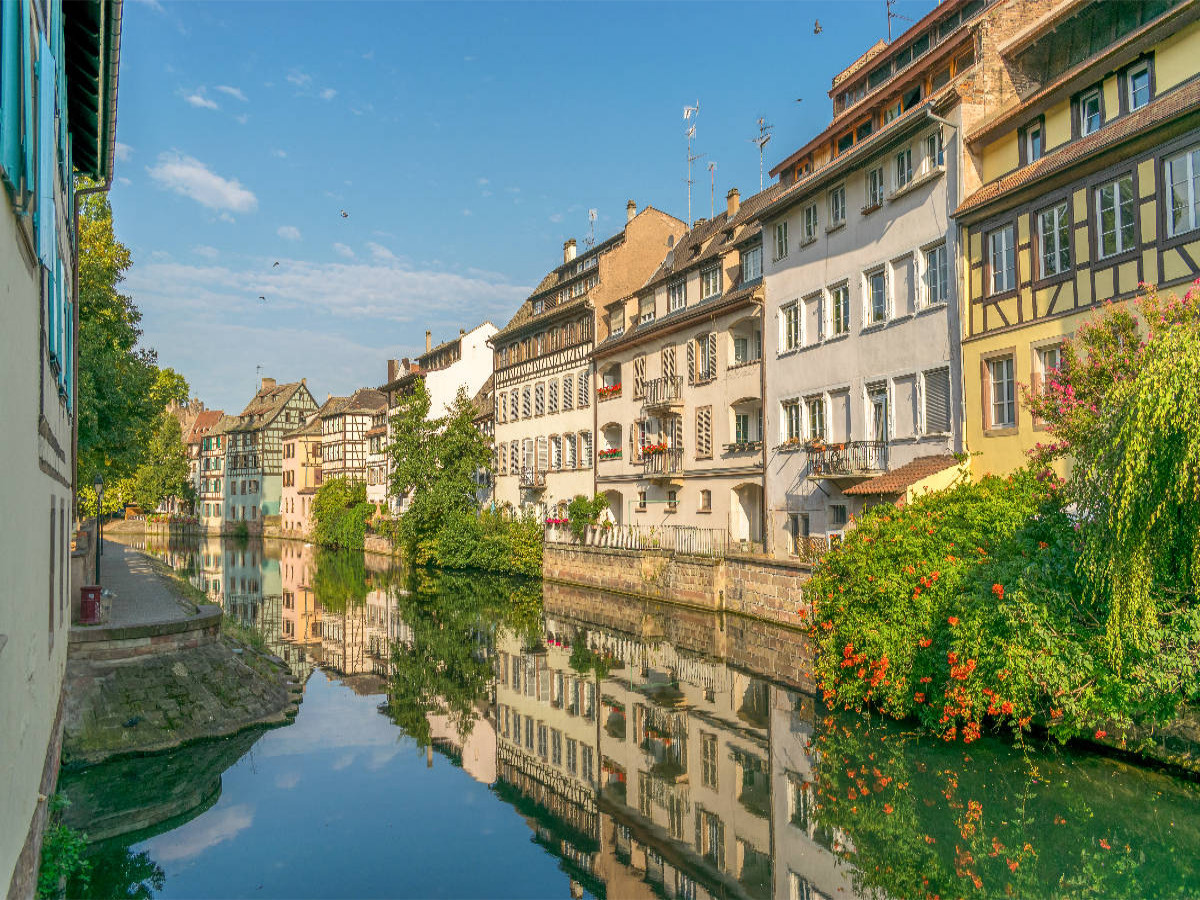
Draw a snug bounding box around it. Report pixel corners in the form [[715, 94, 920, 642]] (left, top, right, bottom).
[[532, 298, 545, 315]]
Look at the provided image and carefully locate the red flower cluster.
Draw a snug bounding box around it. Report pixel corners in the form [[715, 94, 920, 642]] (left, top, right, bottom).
[[992, 583, 1005, 600]]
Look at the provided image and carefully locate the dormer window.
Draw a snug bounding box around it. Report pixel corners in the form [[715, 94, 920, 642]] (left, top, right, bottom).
[[700, 265, 722, 300], [668, 279, 686, 312], [532, 298, 544, 315]]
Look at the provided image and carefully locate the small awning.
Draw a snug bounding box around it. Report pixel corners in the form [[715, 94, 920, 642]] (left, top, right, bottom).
[[63, 0, 123, 181]]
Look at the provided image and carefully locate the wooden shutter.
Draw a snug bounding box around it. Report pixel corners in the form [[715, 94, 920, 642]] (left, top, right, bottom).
[[706, 333, 717, 379], [537, 437, 548, 471], [696, 406, 712, 458], [687, 340, 695, 384], [633, 356, 645, 398], [673, 416, 683, 449], [663, 345, 676, 381], [924, 367, 951, 433], [562, 376, 573, 411]]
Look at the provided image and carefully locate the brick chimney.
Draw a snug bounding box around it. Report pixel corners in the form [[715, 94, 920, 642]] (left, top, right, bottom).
[[261, 377, 276, 389], [563, 239, 577, 263], [726, 187, 740, 218], [626, 200, 637, 223], [387, 358, 399, 382], [425, 330, 432, 352]]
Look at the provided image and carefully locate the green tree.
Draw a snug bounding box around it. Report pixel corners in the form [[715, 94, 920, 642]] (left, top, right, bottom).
[[1027, 285, 1200, 666], [76, 192, 162, 491], [131, 411, 192, 512], [311, 476, 374, 550]]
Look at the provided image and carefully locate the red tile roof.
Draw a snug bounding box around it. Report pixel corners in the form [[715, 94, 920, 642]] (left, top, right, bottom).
[[842, 454, 961, 496], [185, 409, 224, 444]]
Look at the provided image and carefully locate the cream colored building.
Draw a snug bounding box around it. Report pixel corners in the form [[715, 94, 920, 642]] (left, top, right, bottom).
[[592, 187, 778, 546], [492, 203, 688, 515], [0, 3, 122, 889], [760, 1, 984, 558]]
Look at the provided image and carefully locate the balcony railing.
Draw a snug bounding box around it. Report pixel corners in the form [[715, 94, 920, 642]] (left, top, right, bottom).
[[545, 522, 731, 558], [806, 441, 888, 478], [642, 376, 683, 410], [792, 535, 831, 565], [519, 467, 547, 488], [642, 447, 685, 478]]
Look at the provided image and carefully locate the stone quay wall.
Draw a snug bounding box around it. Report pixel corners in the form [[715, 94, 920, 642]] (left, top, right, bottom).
[[543, 543, 810, 631], [67, 605, 222, 664]]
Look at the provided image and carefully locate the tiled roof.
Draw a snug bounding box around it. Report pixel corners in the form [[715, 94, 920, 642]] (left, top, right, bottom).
[[207, 414, 242, 437], [232, 381, 310, 432], [842, 454, 961, 496], [364, 425, 387, 439], [471, 374, 494, 421], [344, 387, 387, 415], [378, 364, 424, 394], [185, 409, 224, 444], [594, 281, 762, 355], [956, 79, 1200, 218]]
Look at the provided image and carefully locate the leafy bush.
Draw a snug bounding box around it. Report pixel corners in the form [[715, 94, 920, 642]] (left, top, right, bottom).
[[566, 493, 609, 541], [37, 795, 89, 899], [430, 508, 543, 577], [311, 477, 374, 550]]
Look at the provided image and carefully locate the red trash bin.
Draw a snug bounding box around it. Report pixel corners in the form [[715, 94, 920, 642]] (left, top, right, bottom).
[[80, 585, 102, 624]]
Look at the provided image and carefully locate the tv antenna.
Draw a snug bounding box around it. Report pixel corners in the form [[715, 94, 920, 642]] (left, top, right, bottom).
[[707, 161, 717, 218], [749, 117, 773, 191], [886, 0, 914, 40], [585, 209, 597, 250], [683, 101, 703, 224]]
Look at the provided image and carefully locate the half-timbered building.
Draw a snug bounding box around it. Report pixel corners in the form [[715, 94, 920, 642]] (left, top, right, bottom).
[[320, 387, 387, 484], [491, 203, 687, 514], [956, 0, 1200, 476]]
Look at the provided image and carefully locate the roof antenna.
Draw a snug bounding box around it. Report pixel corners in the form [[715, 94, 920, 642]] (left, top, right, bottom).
[[585, 208, 597, 250], [886, 0, 914, 41], [749, 116, 773, 192], [683, 101, 703, 225], [707, 161, 717, 219]]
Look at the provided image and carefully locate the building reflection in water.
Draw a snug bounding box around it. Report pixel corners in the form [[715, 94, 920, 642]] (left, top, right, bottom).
[[125, 535, 857, 899]]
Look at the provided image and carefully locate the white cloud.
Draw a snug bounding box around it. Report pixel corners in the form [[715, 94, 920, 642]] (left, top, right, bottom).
[[147, 804, 254, 864], [130, 0, 164, 11], [277, 225, 302, 241], [477, 177, 489, 186], [333, 242, 354, 259], [184, 91, 219, 110], [367, 242, 397, 262], [218, 212, 236, 224], [319, 87, 337, 101], [286, 70, 312, 88], [462, 209, 473, 217], [549, 212, 563, 223], [234, 113, 250, 125], [148, 152, 258, 213], [117, 176, 132, 187], [193, 245, 220, 259], [271, 149, 287, 159], [115, 142, 133, 162], [215, 85, 248, 102]]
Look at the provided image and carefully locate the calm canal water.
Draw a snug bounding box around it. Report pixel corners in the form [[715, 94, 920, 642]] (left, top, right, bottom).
[[69, 534, 1200, 900]]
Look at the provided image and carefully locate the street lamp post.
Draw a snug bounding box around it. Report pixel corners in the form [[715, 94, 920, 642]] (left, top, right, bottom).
[[93, 473, 104, 586]]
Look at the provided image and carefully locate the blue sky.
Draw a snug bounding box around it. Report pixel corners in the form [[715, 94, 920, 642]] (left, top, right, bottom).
[[112, 0, 935, 412]]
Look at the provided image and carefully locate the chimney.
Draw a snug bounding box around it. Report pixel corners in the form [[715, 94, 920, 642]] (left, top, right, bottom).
[[387, 358, 399, 382], [261, 377, 276, 389], [301, 378, 306, 385], [425, 330, 432, 352], [401, 357, 410, 372], [726, 187, 740, 218], [626, 200, 637, 223], [563, 239, 577, 264]]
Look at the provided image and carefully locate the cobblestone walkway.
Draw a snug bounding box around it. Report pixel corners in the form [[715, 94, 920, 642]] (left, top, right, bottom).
[[99, 538, 194, 627]]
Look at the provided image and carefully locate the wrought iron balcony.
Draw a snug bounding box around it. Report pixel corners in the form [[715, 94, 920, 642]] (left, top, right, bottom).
[[519, 467, 547, 489], [642, 447, 685, 479], [641, 376, 684, 412], [806, 441, 887, 479]]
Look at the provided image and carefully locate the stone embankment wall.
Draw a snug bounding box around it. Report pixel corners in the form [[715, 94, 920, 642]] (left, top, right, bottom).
[[542, 544, 811, 629]]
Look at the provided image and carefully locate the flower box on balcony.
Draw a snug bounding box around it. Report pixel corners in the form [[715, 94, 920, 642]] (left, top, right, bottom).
[[598, 448, 622, 461], [641, 443, 669, 456], [597, 383, 622, 400]]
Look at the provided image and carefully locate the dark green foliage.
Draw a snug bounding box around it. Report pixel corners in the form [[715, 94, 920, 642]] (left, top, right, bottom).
[[566, 493, 608, 541], [132, 411, 192, 512], [429, 509, 543, 578], [312, 477, 374, 550], [37, 795, 89, 899]]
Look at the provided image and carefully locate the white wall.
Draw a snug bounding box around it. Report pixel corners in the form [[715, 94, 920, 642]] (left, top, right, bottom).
[[425, 322, 499, 416]]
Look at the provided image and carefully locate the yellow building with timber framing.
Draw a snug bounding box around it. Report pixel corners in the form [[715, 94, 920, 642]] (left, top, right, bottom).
[[956, 0, 1200, 476]]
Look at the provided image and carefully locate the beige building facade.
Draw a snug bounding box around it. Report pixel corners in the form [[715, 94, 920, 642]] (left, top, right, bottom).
[[592, 187, 777, 546], [492, 204, 688, 515], [281, 414, 323, 537]]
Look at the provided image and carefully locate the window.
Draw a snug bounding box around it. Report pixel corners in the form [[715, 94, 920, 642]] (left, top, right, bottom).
[[989, 356, 1016, 427], [701, 733, 718, 788], [633, 356, 646, 398], [734, 412, 752, 444], [867, 383, 889, 441], [700, 265, 722, 299], [547, 380, 558, 414], [537, 723, 548, 760], [787, 514, 810, 556], [566, 738, 577, 775], [534, 382, 545, 416], [733, 332, 761, 363], [867, 270, 887, 324], [1079, 88, 1102, 135], [695, 333, 717, 381], [741, 245, 762, 281], [924, 243, 949, 305], [700, 489, 712, 511], [895, 147, 913, 189], [1166, 147, 1200, 237], [782, 303, 800, 351], [1026, 121, 1043, 163], [1127, 62, 1150, 110], [924, 367, 952, 433], [867, 166, 885, 208], [803, 204, 818, 243], [580, 431, 593, 467], [696, 406, 713, 458], [783, 400, 801, 442], [637, 490, 647, 510], [829, 185, 846, 226], [532, 298, 544, 315], [610, 308, 625, 337], [830, 284, 850, 335], [774, 221, 789, 259], [1097, 175, 1135, 257], [807, 396, 826, 440], [562, 375, 573, 411], [522, 385, 532, 418], [1037, 344, 1062, 389], [829, 504, 849, 529], [989, 225, 1015, 293], [1038, 202, 1071, 277], [578, 370, 590, 407], [639, 296, 656, 325], [668, 278, 686, 311], [582, 745, 594, 783], [551, 729, 562, 766], [667, 489, 678, 511], [925, 131, 944, 169]]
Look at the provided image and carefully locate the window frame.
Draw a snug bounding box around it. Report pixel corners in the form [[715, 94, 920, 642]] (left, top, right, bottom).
[[895, 147, 913, 191], [741, 244, 763, 282], [830, 283, 850, 336], [668, 278, 687, 312], [984, 352, 1017, 430], [781, 302, 800, 352], [1095, 173, 1137, 260], [865, 268, 888, 326], [922, 242, 949, 307], [1164, 145, 1200, 239], [700, 264, 723, 300], [829, 185, 846, 227], [802, 204, 819, 244], [987, 224, 1016, 296], [1036, 200, 1072, 280], [1076, 86, 1103, 137], [1020, 116, 1044, 166], [866, 166, 885, 210], [1122, 57, 1153, 114], [774, 221, 789, 260]]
